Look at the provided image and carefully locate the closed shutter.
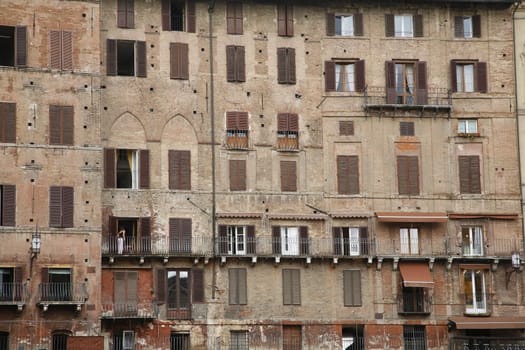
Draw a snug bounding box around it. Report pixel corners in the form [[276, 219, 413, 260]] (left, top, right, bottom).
[[62, 106, 74, 145], [359, 227, 369, 255], [472, 15, 481, 38], [15, 26, 27, 67], [156, 269, 166, 303], [299, 226, 309, 255], [117, 0, 134, 28], [49, 105, 61, 145], [106, 39, 117, 76], [277, 48, 287, 83], [104, 148, 116, 188], [277, 113, 289, 131], [2, 185, 16, 226], [454, 16, 463, 38], [61, 186, 74, 228], [280, 160, 297, 192], [236, 46, 245, 82], [450, 60, 458, 92], [14, 266, 22, 300], [337, 155, 359, 195], [355, 60, 365, 92], [354, 13, 363, 36], [229, 159, 246, 191], [348, 155, 359, 194], [459, 155, 481, 194], [416, 61, 428, 105], [339, 121, 354, 136], [161, 0, 170, 30], [272, 226, 281, 254], [50, 31, 61, 69], [324, 61, 336, 91], [192, 269, 204, 303], [49, 186, 62, 228], [218, 225, 228, 254], [278, 4, 293, 37], [247, 226, 255, 254], [408, 156, 419, 195], [229, 268, 247, 305], [186, 0, 196, 33], [169, 150, 191, 190], [333, 227, 342, 255], [226, 46, 236, 82], [288, 114, 298, 132], [227, 2, 243, 35], [414, 14, 423, 37], [170, 43, 189, 80], [385, 61, 396, 103], [400, 121, 415, 136], [344, 270, 362, 306], [283, 269, 300, 305], [385, 14, 395, 37], [61, 31, 73, 70], [139, 149, 150, 189], [127, 272, 138, 306], [136, 41, 147, 77], [288, 48, 296, 83], [398, 156, 419, 195], [49, 105, 74, 145], [0, 103, 16, 143], [182, 218, 192, 252], [476, 62, 487, 93], [169, 218, 192, 252], [326, 13, 335, 36]]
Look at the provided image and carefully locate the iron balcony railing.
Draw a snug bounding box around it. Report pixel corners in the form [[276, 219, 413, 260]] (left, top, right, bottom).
[[225, 134, 250, 150], [397, 291, 432, 315], [449, 337, 525, 350], [0, 282, 29, 305], [38, 282, 88, 304], [102, 236, 213, 256], [101, 302, 158, 319], [364, 86, 452, 110]]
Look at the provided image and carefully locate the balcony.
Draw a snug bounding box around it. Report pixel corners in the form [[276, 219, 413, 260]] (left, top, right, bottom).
[[101, 302, 158, 319], [0, 283, 29, 310], [398, 290, 432, 315], [225, 134, 249, 150], [37, 282, 88, 311], [101, 236, 213, 257], [276, 134, 299, 151]]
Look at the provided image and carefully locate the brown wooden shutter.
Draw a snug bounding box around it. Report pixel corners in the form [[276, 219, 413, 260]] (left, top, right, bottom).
[[139, 149, 150, 189], [283, 269, 292, 304], [450, 60, 458, 92], [355, 60, 365, 92], [339, 121, 354, 136], [408, 156, 419, 195], [416, 61, 428, 105], [229, 159, 246, 191], [170, 43, 178, 79], [62, 106, 74, 145], [237, 268, 247, 304], [277, 4, 293, 37], [14, 266, 22, 299], [386, 61, 396, 103], [183, 218, 192, 252], [454, 16, 463, 38], [414, 14, 423, 37], [354, 13, 363, 36], [280, 160, 297, 192], [472, 15, 481, 38], [277, 48, 287, 83], [106, 39, 117, 76], [41, 268, 49, 284], [50, 31, 61, 69], [247, 226, 255, 254], [325, 61, 336, 91], [136, 41, 147, 77], [288, 48, 296, 83], [236, 46, 245, 82], [272, 226, 281, 254], [326, 13, 335, 36], [333, 227, 342, 255], [156, 269, 166, 303], [229, 268, 239, 304], [0, 103, 16, 143], [337, 155, 350, 194], [348, 155, 359, 194], [288, 113, 298, 132], [114, 271, 125, 303], [227, 2, 242, 35], [359, 227, 369, 255], [226, 46, 236, 82], [161, 0, 170, 30], [344, 270, 362, 306], [192, 269, 204, 303], [291, 269, 301, 304], [104, 148, 116, 188], [459, 155, 481, 194], [169, 150, 191, 190], [117, 0, 127, 28], [15, 26, 27, 67], [108, 215, 117, 236], [385, 14, 394, 37], [2, 185, 16, 226], [299, 226, 309, 255], [238, 112, 248, 130], [126, 0, 134, 28], [186, 0, 196, 33], [277, 113, 288, 131], [140, 217, 151, 238], [397, 156, 409, 195], [62, 186, 74, 228], [180, 43, 189, 79], [62, 31, 73, 70], [400, 121, 415, 136], [218, 225, 227, 254], [49, 105, 61, 145], [476, 61, 487, 93], [49, 186, 62, 228]]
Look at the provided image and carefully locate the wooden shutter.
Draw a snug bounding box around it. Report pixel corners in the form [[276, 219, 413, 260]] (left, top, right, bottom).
[[227, 2, 243, 35], [299, 226, 309, 255], [104, 148, 116, 188], [414, 14, 423, 37], [186, 0, 196, 33], [14, 266, 22, 300], [348, 155, 359, 194], [385, 61, 396, 103], [459, 155, 481, 194], [283, 269, 300, 304], [416, 61, 428, 105], [277, 113, 289, 131], [117, 0, 134, 28], [106, 39, 117, 76], [325, 61, 336, 91], [2, 185, 16, 226], [41, 268, 49, 284], [283, 269, 292, 304], [326, 13, 335, 36], [339, 121, 354, 136], [454, 16, 463, 38], [62, 31, 73, 70], [140, 217, 151, 237], [355, 60, 365, 92], [398, 156, 408, 195], [398, 156, 419, 195], [136, 41, 147, 77], [218, 225, 228, 254], [161, 0, 170, 30], [247, 225, 255, 254], [277, 48, 287, 83], [408, 156, 419, 195], [476, 62, 487, 93], [15, 26, 27, 67], [49, 105, 61, 145], [115, 271, 137, 305], [170, 218, 192, 252], [344, 270, 362, 306], [62, 106, 74, 145], [360, 227, 369, 255], [192, 269, 204, 303], [156, 269, 166, 303], [385, 14, 394, 37], [472, 15, 481, 38], [50, 31, 61, 69], [288, 113, 298, 131], [333, 227, 342, 255], [170, 43, 189, 80], [49, 186, 62, 228], [450, 60, 458, 92], [226, 46, 236, 82], [354, 13, 363, 36], [169, 150, 191, 190], [236, 46, 245, 82], [139, 149, 150, 189], [182, 219, 192, 252], [288, 48, 296, 83], [400, 121, 415, 136], [337, 155, 359, 195], [272, 226, 281, 254], [0, 103, 16, 143], [278, 4, 293, 37], [229, 159, 246, 191], [229, 268, 247, 305], [62, 186, 74, 228], [280, 160, 297, 192]]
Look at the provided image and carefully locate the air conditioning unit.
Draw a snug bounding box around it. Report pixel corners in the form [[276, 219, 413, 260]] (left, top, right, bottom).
[[123, 331, 134, 350]]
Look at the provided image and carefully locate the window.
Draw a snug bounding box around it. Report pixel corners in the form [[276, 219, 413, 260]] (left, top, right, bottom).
[[283, 325, 302, 350], [400, 228, 419, 255], [49, 30, 72, 70], [117, 0, 134, 28], [0, 185, 16, 226], [463, 269, 487, 314], [49, 186, 73, 228], [230, 331, 249, 350], [106, 39, 146, 77], [228, 268, 247, 305], [400, 121, 414, 136], [0, 267, 22, 302], [226, 46, 245, 82], [277, 48, 296, 84], [105, 148, 150, 189], [458, 119, 478, 134], [41, 268, 72, 301], [108, 217, 151, 254], [333, 227, 369, 256], [170, 42, 189, 80], [342, 326, 364, 350], [226, 111, 248, 148], [458, 155, 481, 194], [339, 121, 354, 136], [385, 14, 423, 37], [462, 226, 483, 256], [272, 226, 309, 256], [403, 326, 426, 350], [337, 155, 359, 195], [169, 218, 192, 254], [218, 225, 255, 255], [280, 160, 297, 192], [277, 113, 299, 150], [226, 1, 243, 34], [0, 102, 16, 143], [278, 4, 293, 37], [451, 61, 487, 93], [326, 13, 363, 36], [0, 25, 27, 67], [52, 332, 70, 350], [157, 269, 204, 319], [170, 333, 190, 350], [229, 160, 246, 191], [169, 150, 191, 190], [324, 60, 365, 92], [122, 331, 134, 350], [49, 105, 74, 145], [282, 269, 300, 305], [113, 271, 138, 316], [386, 61, 428, 105], [0, 332, 8, 350], [343, 270, 362, 306], [400, 286, 430, 314], [397, 156, 419, 195], [454, 15, 480, 38], [162, 0, 196, 32]]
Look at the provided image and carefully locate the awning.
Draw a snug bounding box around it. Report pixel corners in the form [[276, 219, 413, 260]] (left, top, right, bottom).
[[449, 316, 525, 329], [376, 212, 448, 223], [330, 212, 370, 219], [267, 214, 327, 221], [399, 261, 434, 288], [448, 213, 518, 220], [217, 212, 263, 219]]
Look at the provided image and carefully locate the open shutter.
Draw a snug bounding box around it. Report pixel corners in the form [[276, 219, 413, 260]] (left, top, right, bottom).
[[15, 26, 27, 67], [218, 225, 227, 254], [136, 41, 147, 77], [472, 15, 481, 38], [277, 48, 287, 83], [272, 226, 281, 254], [333, 227, 342, 255], [386, 61, 396, 103], [62, 106, 74, 145], [139, 149, 150, 189], [62, 186, 74, 228], [50, 31, 61, 69], [288, 114, 298, 132], [62, 31, 73, 70], [49, 186, 62, 228], [385, 14, 394, 37], [337, 156, 350, 194], [414, 14, 423, 37], [360, 227, 369, 255], [186, 0, 196, 33], [14, 266, 22, 300], [106, 39, 117, 76], [454, 16, 463, 38], [192, 269, 204, 303], [476, 62, 487, 93], [354, 13, 363, 36], [104, 148, 115, 188], [416, 61, 428, 105], [161, 0, 170, 30], [277, 113, 289, 131], [325, 61, 336, 91], [397, 156, 409, 195], [355, 60, 365, 92], [226, 46, 236, 82], [2, 185, 16, 226], [450, 61, 458, 92], [156, 269, 166, 304], [326, 13, 335, 36], [247, 226, 255, 254], [140, 217, 151, 237], [299, 226, 309, 255], [183, 219, 192, 252], [236, 46, 245, 82]]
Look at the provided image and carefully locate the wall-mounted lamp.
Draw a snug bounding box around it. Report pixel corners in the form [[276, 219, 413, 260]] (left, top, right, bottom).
[[506, 252, 521, 288], [31, 232, 41, 255]]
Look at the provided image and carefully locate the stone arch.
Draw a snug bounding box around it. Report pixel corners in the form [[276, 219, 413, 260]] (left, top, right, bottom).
[[107, 112, 147, 149]]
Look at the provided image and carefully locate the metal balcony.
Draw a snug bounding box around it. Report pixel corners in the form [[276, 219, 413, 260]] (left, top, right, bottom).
[[0, 283, 29, 310], [398, 291, 432, 315], [101, 302, 158, 319], [101, 236, 213, 257], [37, 282, 88, 311]]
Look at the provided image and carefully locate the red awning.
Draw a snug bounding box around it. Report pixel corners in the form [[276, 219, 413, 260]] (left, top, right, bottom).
[[448, 213, 518, 220], [376, 212, 448, 223], [399, 261, 434, 288], [450, 316, 525, 329]]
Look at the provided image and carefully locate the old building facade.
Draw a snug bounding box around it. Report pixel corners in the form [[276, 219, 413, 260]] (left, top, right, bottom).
[[1, 0, 524, 349]]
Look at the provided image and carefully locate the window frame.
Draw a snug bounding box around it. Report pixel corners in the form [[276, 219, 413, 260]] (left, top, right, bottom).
[[385, 14, 423, 38], [104, 148, 150, 189], [117, 0, 135, 28], [226, 111, 249, 148], [277, 113, 299, 150], [169, 150, 191, 190], [333, 227, 368, 256], [462, 226, 484, 256], [229, 159, 247, 191], [169, 218, 192, 254], [326, 13, 363, 36], [337, 155, 359, 195], [339, 121, 354, 136], [226, 45, 246, 82], [399, 227, 419, 255], [386, 60, 428, 105], [277, 3, 294, 37], [463, 268, 487, 315], [403, 325, 427, 350], [170, 333, 190, 350], [106, 39, 147, 77], [280, 160, 297, 192], [230, 330, 249, 350], [226, 1, 243, 35], [451, 60, 487, 93], [458, 155, 481, 194], [0, 25, 27, 67], [113, 270, 138, 316], [454, 15, 481, 38], [458, 119, 478, 135], [162, 0, 196, 32], [170, 42, 189, 80], [400, 121, 415, 136]]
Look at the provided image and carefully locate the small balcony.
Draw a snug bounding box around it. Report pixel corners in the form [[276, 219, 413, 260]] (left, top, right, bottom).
[[0, 283, 29, 310], [101, 236, 213, 257], [276, 134, 299, 151], [37, 282, 88, 311], [225, 132, 249, 150], [398, 290, 432, 315], [101, 302, 158, 319]]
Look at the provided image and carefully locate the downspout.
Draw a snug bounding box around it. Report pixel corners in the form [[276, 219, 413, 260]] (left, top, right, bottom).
[[208, 0, 217, 300]]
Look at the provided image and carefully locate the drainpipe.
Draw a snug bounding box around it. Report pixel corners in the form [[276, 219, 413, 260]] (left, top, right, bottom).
[[208, 0, 217, 300]]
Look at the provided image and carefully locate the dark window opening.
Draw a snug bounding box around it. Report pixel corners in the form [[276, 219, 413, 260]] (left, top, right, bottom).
[[0, 26, 15, 66], [404, 326, 427, 350], [0, 331, 8, 350], [0, 268, 14, 302], [167, 269, 191, 319], [342, 326, 364, 350], [52, 332, 70, 350], [171, 333, 190, 350], [42, 268, 72, 302], [170, 0, 185, 31], [117, 40, 135, 76], [401, 287, 429, 313], [116, 149, 136, 188]]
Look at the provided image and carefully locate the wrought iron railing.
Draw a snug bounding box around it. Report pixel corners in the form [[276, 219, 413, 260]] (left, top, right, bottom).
[[101, 302, 158, 319], [398, 291, 432, 315], [0, 282, 29, 304], [38, 282, 87, 303], [102, 236, 212, 256], [364, 86, 452, 109]]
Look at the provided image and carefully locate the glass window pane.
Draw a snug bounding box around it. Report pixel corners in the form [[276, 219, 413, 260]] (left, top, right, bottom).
[[341, 16, 354, 36], [464, 64, 474, 92], [463, 17, 473, 38]]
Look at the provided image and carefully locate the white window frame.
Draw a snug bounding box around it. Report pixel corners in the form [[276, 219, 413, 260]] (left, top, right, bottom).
[[462, 226, 483, 256], [456, 63, 475, 92], [335, 15, 354, 36], [340, 227, 360, 256], [458, 119, 478, 134], [395, 15, 413, 37], [400, 228, 419, 255], [281, 226, 299, 256], [335, 63, 355, 92], [462, 16, 473, 38], [464, 269, 487, 314], [228, 226, 246, 256]]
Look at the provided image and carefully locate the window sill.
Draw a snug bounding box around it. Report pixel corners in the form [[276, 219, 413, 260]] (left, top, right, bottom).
[[456, 133, 481, 138]]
